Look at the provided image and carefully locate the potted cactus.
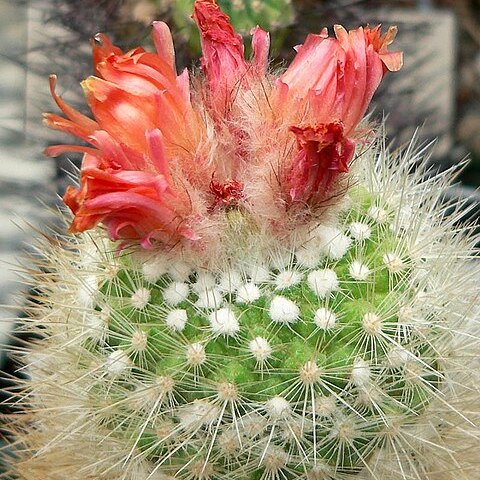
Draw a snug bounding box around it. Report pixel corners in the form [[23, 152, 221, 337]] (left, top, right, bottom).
[[5, 1, 479, 479]]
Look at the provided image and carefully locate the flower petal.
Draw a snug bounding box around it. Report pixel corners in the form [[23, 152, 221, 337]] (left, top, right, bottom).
[[277, 25, 402, 135], [251, 26, 270, 73], [91, 33, 123, 74], [152, 21, 176, 71], [48, 75, 99, 133], [193, 0, 247, 111], [82, 76, 157, 153], [287, 123, 355, 201]]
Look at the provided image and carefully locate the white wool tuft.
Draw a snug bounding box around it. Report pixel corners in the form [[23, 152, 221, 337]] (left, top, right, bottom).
[[349, 260, 371, 281], [269, 296, 300, 324], [192, 272, 216, 294], [105, 349, 131, 376], [130, 287, 151, 309], [165, 309, 188, 332], [351, 358, 371, 387], [178, 399, 221, 431], [217, 381, 238, 401], [131, 330, 148, 352], [236, 283, 261, 303], [314, 395, 338, 417], [269, 251, 293, 270], [168, 261, 192, 282], [208, 307, 239, 337], [314, 307, 337, 330], [316, 225, 352, 260], [265, 396, 291, 420], [275, 270, 303, 290], [262, 446, 289, 473], [295, 243, 323, 269], [77, 275, 98, 309], [349, 222, 372, 242], [163, 282, 190, 306], [248, 336, 272, 362], [308, 464, 335, 480], [196, 287, 224, 309], [186, 342, 206, 366], [387, 346, 411, 368], [141, 256, 167, 283], [362, 312, 382, 335], [307, 269, 339, 298], [84, 312, 107, 341], [383, 252, 405, 273], [247, 264, 271, 283], [217, 269, 243, 293], [367, 205, 389, 224], [300, 360, 322, 385]]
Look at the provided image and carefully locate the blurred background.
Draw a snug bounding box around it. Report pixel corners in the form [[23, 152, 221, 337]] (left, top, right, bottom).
[[0, 0, 479, 432]]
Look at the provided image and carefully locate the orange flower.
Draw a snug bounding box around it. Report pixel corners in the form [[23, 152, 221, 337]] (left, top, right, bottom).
[[62, 130, 199, 248], [44, 23, 207, 247]]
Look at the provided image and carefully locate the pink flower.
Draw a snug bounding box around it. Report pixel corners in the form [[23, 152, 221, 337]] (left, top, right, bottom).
[[276, 25, 402, 202], [45, 0, 402, 248], [277, 25, 402, 130], [193, 0, 269, 115]]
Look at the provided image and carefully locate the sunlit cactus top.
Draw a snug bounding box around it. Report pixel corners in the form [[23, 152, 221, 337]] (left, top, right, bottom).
[[44, 0, 402, 255]]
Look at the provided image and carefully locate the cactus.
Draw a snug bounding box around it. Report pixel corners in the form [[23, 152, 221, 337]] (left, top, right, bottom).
[[5, 1, 480, 479]]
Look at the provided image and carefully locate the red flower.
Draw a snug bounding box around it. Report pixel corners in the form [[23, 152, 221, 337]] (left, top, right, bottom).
[[287, 123, 355, 202], [193, 0, 269, 115], [209, 177, 244, 211]]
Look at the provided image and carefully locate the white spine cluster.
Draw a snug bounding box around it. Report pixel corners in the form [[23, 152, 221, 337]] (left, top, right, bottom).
[[275, 270, 303, 289], [367, 205, 389, 224], [317, 226, 352, 260], [163, 282, 190, 306], [217, 270, 243, 293], [314, 307, 337, 330], [307, 269, 339, 298], [165, 309, 188, 331], [77, 274, 99, 309], [208, 307, 239, 336], [248, 336, 272, 362], [269, 296, 300, 324], [349, 221, 372, 241], [130, 287, 151, 309], [105, 349, 131, 376], [141, 255, 167, 283], [349, 260, 371, 281], [195, 287, 224, 309], [236, 282, 261, 303]]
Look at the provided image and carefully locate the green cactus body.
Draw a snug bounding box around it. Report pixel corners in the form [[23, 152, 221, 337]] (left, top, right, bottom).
[[15, 148, 478, 480]]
